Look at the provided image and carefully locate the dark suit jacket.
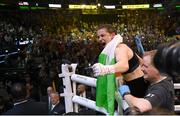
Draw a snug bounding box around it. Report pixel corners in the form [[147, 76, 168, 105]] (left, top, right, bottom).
[[41, 95, 51, 110], [4, 99, 48, 115], [49, 102, 65, 115], [41, 95, 49, 103]]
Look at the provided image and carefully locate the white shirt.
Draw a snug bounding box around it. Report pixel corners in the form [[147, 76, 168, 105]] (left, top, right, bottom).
[[51, 101, 59, 111]]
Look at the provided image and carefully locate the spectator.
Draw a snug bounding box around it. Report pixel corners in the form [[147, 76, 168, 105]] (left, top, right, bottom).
[[0, 96, 5, 114], [4, 82, 48, 115], [41, 86, 54, 111], [76, 84, 96, 114], [49, 92, 65, 115]]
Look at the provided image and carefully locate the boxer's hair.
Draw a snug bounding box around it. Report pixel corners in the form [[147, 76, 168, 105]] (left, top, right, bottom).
[[97, 24, 117, 34]]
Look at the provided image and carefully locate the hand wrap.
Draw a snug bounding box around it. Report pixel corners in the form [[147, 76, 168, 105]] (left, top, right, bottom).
[[92, 63, 115, 77]]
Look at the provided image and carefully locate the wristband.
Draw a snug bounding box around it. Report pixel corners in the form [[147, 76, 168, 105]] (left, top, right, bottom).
[[123, 92, 130, 98], [119, 85, 130, 98]]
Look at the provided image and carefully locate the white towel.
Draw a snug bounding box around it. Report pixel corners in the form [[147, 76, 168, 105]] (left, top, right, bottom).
[[101, 34, 123, 65]]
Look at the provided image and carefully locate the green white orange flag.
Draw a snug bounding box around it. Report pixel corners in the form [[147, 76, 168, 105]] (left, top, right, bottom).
[[96, 34, 123, 115]]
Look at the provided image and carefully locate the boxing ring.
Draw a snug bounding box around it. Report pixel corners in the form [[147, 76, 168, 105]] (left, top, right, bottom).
[[58, 63, 180, 114], [58, 64, 110, 114]]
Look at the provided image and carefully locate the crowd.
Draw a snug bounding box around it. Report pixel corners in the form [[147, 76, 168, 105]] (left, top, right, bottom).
[[0, 8, 179, 115]]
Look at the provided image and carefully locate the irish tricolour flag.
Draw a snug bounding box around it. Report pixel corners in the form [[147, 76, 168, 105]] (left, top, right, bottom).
[[96, 34, 123, 115]]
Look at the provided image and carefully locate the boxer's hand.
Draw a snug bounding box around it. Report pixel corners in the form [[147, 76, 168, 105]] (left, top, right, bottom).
[[118, 85, 130, 98], [92, 63, 115, 77]]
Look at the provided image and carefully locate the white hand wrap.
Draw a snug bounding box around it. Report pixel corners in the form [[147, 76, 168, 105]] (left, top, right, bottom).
[[92, 63, 115, 77]]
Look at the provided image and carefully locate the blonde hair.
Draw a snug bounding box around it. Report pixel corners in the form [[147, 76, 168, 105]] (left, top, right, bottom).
[[143, 50, 157, 66]]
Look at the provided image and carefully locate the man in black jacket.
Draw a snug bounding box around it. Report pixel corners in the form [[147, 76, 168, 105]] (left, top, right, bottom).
[[4, 82, 48, 115], [41, 86, 55, 110], [119, 50, 175, 114], [49, 92, 65, 115]]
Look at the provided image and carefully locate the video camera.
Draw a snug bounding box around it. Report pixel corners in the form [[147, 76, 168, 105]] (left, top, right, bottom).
[[153, 41, 180, 78]]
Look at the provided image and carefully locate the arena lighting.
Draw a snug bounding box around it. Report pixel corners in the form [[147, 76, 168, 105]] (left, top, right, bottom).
[[18, 1, 29, 6], [49, 4, 61, 8], [19, 40, 33, 45], [69, 5, 97, 9], [97, 3, 101, 7], [0, 51, 18, 58], [153, 4, 162, 8], [122, 4, 150, 9], [104, 5, 115, 9], [176, 5, 180, 9], [0, 3, 6, 6], [30, 6, 47, 10], [157, 7, 164, 10], [82, 9, 98, 14], [0, 60, 5, 64], [19, 6, 29, 9]]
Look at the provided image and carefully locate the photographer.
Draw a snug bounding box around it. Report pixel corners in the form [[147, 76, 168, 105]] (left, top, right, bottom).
[[119, 50, 175, 114]]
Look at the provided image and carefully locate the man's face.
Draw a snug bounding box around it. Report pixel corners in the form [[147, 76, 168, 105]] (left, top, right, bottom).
[[50, 93, 59, 105], [77, 84, 86, 94], [47, 87, 53, 96], [97, 28, 113, 45], [141, 55, 159, 81]]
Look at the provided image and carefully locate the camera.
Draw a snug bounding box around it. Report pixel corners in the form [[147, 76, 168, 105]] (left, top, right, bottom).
[[153, 41, 180, 78]]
